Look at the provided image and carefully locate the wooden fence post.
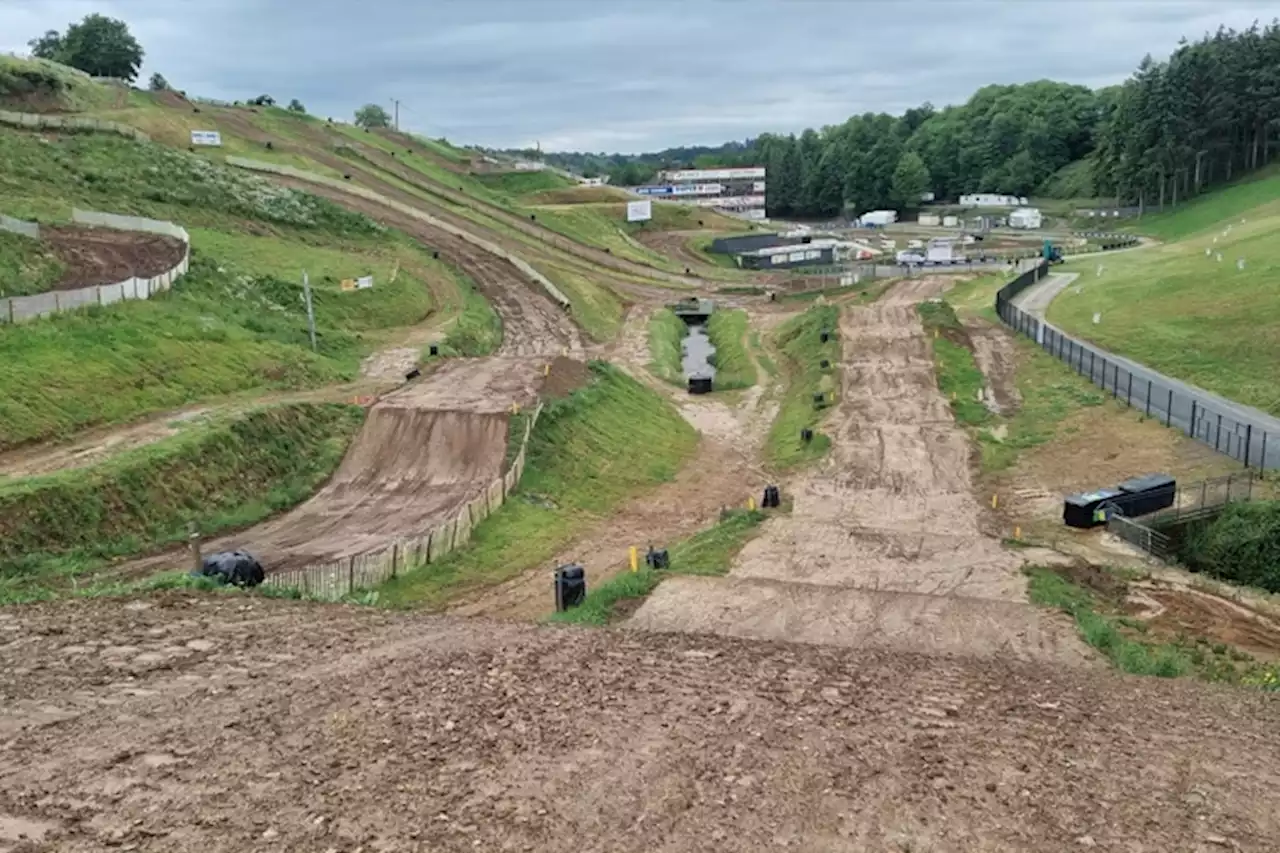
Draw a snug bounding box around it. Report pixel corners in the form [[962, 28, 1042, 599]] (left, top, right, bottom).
[[391, 543, 400, 579]]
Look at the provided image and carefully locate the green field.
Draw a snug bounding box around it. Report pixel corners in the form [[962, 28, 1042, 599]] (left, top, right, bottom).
[[0, 402, 363, 602], [0, 128, 470, 446], [1052, 171, 1280, 415], [918, 301, 990, 428], [0, 230, 64, 297], [647, 308, 685, 386], [705, 309, 756, 390], [765, 304, 841, 468], [379, 363, 698, 608]]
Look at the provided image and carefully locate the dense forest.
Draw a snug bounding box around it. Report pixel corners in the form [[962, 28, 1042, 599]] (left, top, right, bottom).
[[531, 22, 1279, 219]]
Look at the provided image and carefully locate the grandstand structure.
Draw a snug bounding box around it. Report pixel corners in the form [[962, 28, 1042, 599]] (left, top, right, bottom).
[[633, 166, 767, 220]]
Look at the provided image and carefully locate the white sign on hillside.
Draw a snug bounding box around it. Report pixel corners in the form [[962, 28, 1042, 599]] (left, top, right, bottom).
[[626, 200, 652, 223], [191, 130, 223, 147]]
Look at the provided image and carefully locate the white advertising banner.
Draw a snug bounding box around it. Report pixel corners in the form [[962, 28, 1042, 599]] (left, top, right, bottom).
[[191, 130, 222, 147], [691, 195, 766, 208], [662, 167, 766, 182], [356, 275, 374, 289], [626, 200, 653, 222]]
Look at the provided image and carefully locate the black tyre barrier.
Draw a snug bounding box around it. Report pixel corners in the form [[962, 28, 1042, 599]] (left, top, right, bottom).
[[195, 551, 265, 588], [801, 428, 814, 443], [813, 392, 828, 409], [530, 214, 537, 221], [343, 174, 351, 180], [405, 368, 421, 381], [820, 331, 831, 343], [428, 344, 439, 357], [554, 565, 587, 611], [762, 485, 781, 508], [645, 547, 671, 570], [819, 359, 830, 369], [688, 376, 713, 395]]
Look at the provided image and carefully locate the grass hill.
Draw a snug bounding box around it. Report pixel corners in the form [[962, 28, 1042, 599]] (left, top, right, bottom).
[[1051, 168, 1280, 415], [0, 128, 468, 448]]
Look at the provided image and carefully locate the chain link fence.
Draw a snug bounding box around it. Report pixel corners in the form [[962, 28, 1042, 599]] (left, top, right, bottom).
[[996, 263, 1280, 469]]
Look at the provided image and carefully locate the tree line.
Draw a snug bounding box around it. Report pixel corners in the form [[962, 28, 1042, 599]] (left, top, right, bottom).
[[1093, 22, 1280, 209], [541, 20, 1278, 219]]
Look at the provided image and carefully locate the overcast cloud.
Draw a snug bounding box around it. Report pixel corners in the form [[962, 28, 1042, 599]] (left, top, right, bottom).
[[2, 0, 1275, 153]]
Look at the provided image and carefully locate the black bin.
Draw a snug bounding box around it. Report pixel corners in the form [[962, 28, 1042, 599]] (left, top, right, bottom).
[[645, 548, 670, 570], [1114, 473, 1176, 518], [688, 375, 713, 395], [554, 564, 586, 611], [1063, 487, 1124, 529]]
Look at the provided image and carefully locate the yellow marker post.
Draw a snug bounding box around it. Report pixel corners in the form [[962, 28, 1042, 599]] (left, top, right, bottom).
[[991, 494, 999, 510], [629, 546, 638, 573], [1014, 526, 1022, 540], [511, 402, 521, 415], [544, 363, 551, 376], [561, 347, 568, 357], [747, 496, 756, 512]]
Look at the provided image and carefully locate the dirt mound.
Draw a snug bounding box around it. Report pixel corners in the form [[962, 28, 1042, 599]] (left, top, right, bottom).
[[42, 226, 186, 290], [541, 355, 591, 399], [3, 594, 1279, 851]]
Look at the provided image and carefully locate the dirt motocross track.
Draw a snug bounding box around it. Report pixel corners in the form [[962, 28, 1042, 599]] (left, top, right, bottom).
[[631, 277, 1089, 664], [41, 226, 186, 290], [2, 594, 1279, 853]]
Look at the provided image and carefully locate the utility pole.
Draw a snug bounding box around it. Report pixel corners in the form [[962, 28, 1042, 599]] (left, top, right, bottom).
[[302, 270, 317, 352], [392, 99, 400, 131]]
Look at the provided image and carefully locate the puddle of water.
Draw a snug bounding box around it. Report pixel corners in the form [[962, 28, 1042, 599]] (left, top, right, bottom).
[[682, 322, 717, 379]]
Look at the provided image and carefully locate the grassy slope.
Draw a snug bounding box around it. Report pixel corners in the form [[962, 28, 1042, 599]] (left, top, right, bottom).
[[918, 301, 991, 428], [548, 509, 766, 626], [379, 363, 698, 608], [706, 309, 756, 390], [0, 129, 466, 447], [0, 55, 122, 111], [766, 304, 841, 468], [1050, 171, 1280, 415], [0, 402, 363, 601], [435, 276, 502, 357], [529, 259, 624, 342], [0, 230, 65, 298], [647, 308, 685, 386]]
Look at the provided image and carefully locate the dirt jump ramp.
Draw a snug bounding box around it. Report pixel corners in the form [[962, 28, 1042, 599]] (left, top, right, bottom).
[[631, 277, 1089, 665], [196, 358, 548, 570]]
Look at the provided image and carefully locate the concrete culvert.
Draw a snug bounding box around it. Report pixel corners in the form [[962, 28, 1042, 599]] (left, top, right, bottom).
[[195, 551, 265, 588]]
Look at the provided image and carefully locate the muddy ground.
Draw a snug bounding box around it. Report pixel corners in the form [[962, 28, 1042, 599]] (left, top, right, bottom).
[[41, 227, 186, 291], [2, 594, 1279, 853], [631, 277, 1088, 664]]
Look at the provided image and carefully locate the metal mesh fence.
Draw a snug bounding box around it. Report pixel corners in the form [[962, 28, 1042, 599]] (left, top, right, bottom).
[[996, 265, 1279, 469]]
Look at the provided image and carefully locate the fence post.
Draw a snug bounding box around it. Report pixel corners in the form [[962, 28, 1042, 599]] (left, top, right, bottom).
[[348, 555, 355, 595], [1166, 389, 1173, 427], [1145, 381, 1152, 416], [1215, 414, 1223, 451], [1126, 371, 1133, 405], [1244, 423, 1253, 469], [1089, 351, 1096, 383], [1190, 400, 1198, 439], [391, 543, 399, 579], [1112, 363, 1119, 398], [1261, 431, 1268, 473]]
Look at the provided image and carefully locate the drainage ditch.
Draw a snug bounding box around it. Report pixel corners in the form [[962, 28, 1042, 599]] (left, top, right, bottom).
[[672, 298, 716, 394]]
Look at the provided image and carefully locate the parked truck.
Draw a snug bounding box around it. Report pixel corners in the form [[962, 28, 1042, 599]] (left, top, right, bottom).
[[1042, 240, 1064, 264]]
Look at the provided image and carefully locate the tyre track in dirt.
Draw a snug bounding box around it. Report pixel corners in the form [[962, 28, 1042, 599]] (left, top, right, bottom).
[[40, 226, 186, 290], [110, 175, 585, 575], [631, 277, 1090, 665], [2, 594, 1278, 852]]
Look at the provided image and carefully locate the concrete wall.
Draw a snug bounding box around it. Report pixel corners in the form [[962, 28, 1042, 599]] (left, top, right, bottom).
[[0, 109, 149, 142], [0, 214, 39, 239], [0, 209, 190, 324]]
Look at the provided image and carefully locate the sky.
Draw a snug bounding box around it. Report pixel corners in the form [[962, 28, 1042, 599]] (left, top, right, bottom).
[[2, 0, 1276, 153]]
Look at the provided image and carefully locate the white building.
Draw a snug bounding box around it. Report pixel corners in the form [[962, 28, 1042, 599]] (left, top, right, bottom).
[[636, 166, 766, 219], [959, 193, 1027, 208], [1008, 207, 1043, 229], [579, 176, 605, 187]]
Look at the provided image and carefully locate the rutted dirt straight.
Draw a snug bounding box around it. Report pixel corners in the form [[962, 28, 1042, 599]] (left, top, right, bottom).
[[632, 277, 1089, 664], [41, 226, 185, 291], [2, 594, 1278, 852]]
